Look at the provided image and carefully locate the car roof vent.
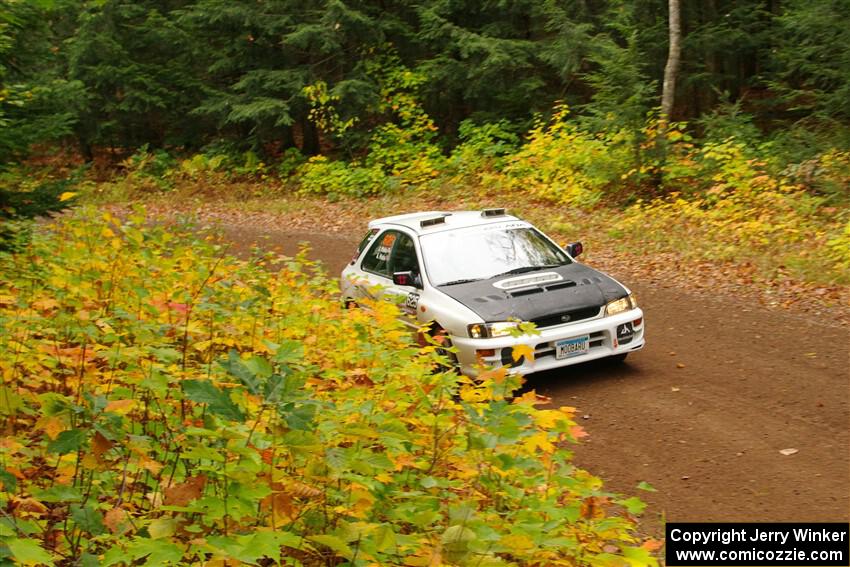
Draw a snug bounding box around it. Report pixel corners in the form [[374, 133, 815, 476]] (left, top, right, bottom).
[[481, 208, 506, 217], [420, 215, 448, 228]]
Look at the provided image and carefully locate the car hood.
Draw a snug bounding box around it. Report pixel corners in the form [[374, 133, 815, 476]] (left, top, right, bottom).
[[436, 263, 628, 324]]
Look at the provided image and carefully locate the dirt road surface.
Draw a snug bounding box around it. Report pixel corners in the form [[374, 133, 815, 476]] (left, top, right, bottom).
[[222, 225, 850, 537]]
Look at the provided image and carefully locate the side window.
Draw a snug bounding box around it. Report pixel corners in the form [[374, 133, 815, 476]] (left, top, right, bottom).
[[361, 230, 421, 279], [361, 230, 399, 277], [389, 232, 420, 275]]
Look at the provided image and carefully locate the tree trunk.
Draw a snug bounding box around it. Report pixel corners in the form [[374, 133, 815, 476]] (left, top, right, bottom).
[[661, 0, 681, 121]]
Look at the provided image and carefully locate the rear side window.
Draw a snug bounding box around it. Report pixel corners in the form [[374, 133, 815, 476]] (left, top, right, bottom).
[[357, 228, 379, 254]]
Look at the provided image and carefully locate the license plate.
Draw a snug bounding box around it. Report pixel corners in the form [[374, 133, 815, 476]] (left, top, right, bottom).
[[555, 335, 589, 359]]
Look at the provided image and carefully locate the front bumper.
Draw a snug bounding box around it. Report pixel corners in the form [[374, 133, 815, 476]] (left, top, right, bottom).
[[452, 308, 645, 376]]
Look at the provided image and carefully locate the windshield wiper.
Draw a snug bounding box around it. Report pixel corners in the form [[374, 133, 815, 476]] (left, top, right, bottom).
[[439, 278, 483, 286], [492, 265, 559, 278]]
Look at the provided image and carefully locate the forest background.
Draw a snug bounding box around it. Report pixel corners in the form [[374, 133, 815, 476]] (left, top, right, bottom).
[[0, 1, 849, 564], [1, 0, 849, 283]]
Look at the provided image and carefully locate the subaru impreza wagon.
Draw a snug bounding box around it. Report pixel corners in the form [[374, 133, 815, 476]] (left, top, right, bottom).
[[340, 209, 645, 376]]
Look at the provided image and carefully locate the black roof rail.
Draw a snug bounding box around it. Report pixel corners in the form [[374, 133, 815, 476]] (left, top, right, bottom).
[[481, 208, 506, 217]]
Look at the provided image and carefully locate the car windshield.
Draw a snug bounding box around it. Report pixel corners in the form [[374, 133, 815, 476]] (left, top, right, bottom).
[[420, 224, 571, 286]]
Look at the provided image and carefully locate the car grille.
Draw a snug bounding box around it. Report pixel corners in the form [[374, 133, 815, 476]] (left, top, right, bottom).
[[531, 306, 601, 328]]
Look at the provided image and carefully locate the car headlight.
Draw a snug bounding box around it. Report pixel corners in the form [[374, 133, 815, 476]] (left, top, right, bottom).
[[468, 321, 521, 338], [605, 293, 637, 316]]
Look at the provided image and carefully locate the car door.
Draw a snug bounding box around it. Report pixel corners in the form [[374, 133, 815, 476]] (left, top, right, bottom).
[[357, 229, 423, 328]]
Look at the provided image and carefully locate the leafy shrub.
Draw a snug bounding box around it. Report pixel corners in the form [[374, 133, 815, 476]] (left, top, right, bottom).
[[276, 148, 306, 178], [449, 120, 521, 176], [0, 208, 657, 565], [616, 138, 849, 282], [364, 56, 445, 185], [503, 106, 632, 208], [120, 145, 178, 191], [826, 219, 850, 273], [781, 149, 850, 203], [177, 153, 227, 179], [296, 155, 388, 197]]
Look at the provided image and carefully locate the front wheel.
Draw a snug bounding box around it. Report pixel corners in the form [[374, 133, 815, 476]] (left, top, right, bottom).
[[426, 326, 459, 373], [609, 353, 628, 364]]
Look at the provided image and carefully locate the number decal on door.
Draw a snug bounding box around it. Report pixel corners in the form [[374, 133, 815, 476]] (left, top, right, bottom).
[[403, 292, 420, 315]]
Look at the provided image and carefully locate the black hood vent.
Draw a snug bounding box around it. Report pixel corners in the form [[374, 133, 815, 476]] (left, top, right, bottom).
[[545, 281, 576, 291], [509, 287, 544, 298]]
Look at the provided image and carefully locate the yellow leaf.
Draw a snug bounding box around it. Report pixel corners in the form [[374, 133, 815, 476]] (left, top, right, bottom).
[[148, 518, 177, 539], [512, 344, 534, 362], [101, 227, 115, 238], [523, 431, 555, 453], [105, 399, 136, 414], [534, 409, 568, 429], [500, 533, 535, 551], [59, 192, 77, 202], [36, 416, 66, 440]]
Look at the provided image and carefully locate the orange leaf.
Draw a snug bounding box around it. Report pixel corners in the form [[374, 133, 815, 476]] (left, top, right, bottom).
[[164, 475, 207, 506], [92, 431, 113, 462], [478, 367, 507, 384], [11, 497, 47, 519], [513, 389, 551, 406], [104, 507, 130, 534]]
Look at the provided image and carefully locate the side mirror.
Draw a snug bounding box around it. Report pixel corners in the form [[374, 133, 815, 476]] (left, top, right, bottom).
[[565, 241, 583, 258], [393, 271, 421, 288]]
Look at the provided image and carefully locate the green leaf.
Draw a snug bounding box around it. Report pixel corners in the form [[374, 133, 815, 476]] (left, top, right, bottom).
[[373, 524, 397, 553], [36, 485, 82, 503], [308, 534, 353, 560], [274, 340, 303, 364], [636, 481, 657, 492], [71, 504, 105, 535], [441, 525, 476, 546], [617, 496, 647, 516], [621, 544, 659, 566], [0, 387, 23, 416], [221, 350, 260, 395], [5, 538, 54, 565], [126, 536, 184, 563], [282, 430, 320, 450], [47, 428, 86, 454], [181, 380, 244, 422], [0, 468, 17, 492], [244, 355, 273, 379], [283, 403, 316, 430]]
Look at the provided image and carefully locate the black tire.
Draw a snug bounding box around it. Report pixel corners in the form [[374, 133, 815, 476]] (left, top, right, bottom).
[[430, 326, 459, 373], [609, 353, 628, 364]]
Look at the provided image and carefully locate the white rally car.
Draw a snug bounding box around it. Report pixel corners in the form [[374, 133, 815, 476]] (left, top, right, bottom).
[[340, 209, 644, 376]]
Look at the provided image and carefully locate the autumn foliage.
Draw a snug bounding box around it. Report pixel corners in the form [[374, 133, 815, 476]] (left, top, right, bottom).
[[0, 209, 657, 566]]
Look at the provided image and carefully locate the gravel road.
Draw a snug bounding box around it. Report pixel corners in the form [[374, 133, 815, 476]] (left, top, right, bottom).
[[221, 224, 850, 537]]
